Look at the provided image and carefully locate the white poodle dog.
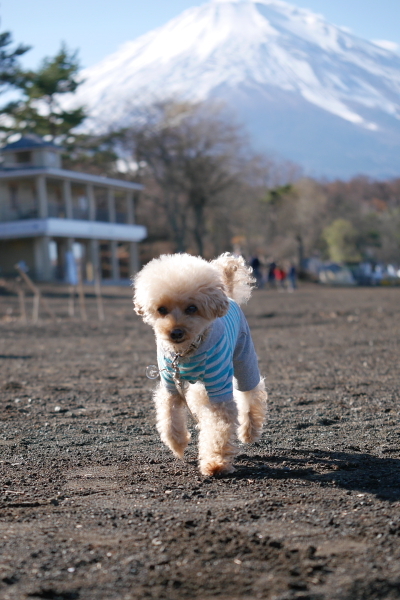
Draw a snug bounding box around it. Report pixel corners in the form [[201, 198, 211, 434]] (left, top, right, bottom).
[[133, 252, 267, 476]]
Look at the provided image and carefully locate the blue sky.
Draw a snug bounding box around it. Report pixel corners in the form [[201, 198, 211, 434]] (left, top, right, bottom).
[[2, 0, 400, 70]]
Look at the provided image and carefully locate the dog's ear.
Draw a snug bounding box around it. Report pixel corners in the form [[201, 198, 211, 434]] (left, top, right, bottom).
[[198, 286, 229, 319]]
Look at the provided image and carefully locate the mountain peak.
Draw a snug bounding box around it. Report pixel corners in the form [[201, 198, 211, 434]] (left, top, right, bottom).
[[70, 0, 400, 178]]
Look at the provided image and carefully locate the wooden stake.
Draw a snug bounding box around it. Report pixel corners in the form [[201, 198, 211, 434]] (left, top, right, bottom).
[[16, 285, 27, 323], [95, 270, 105, 322], [32, 292, 40, 324], [68, 285, 76, 317], [14, 265, 55, 321], [77, 264, 87, 322]]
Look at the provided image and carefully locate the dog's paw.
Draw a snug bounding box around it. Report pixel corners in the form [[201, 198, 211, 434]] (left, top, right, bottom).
[[163, 431, 191, 459], [199, 459, 235, 477]]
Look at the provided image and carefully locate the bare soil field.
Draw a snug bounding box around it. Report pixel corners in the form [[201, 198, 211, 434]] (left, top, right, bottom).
[[0, 284, 399, 600]]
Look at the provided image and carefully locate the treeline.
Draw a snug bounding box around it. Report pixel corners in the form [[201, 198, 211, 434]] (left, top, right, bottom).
[[1, 31, 399, 266]]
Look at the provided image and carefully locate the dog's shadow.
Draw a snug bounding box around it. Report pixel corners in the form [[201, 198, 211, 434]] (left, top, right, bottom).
[[232, 449, 400, 501]]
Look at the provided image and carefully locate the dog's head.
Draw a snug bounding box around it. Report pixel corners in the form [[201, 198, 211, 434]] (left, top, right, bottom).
[[133, 254, 229, 352]]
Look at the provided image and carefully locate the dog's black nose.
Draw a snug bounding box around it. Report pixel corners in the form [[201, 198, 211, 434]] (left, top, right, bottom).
[[170, 328, 185, 341]]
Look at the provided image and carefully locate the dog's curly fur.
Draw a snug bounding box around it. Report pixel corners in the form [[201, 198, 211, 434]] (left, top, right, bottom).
[[133, 252, 267, 476]]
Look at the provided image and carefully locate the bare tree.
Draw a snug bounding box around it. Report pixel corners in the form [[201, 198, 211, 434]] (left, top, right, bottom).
[[118, 100, 246, 256]]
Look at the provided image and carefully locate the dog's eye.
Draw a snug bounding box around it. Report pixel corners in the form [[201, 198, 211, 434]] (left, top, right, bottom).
[[185, 305, 198, 315], [157, 306, 168, 315]]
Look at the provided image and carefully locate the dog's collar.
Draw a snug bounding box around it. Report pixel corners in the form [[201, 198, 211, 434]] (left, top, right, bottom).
[[176, 333, 204, 357], [161, 329, 210, 408]]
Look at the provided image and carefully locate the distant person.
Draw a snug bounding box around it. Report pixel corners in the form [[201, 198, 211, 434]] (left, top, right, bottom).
[[288, 264, 297, 291], [267, 261, 276, 289], [275, 265, 287, 291], [250, 256, 263, 288]]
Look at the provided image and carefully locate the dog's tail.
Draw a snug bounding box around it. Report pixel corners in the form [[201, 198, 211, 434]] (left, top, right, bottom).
[[211, 253, 255, 305]]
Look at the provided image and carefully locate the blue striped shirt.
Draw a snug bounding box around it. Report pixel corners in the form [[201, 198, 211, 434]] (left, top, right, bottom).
[[157, 300, 261, 403]]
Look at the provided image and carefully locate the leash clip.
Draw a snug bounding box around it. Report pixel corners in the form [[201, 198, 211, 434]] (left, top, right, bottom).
[[146, 365, 160, 379]]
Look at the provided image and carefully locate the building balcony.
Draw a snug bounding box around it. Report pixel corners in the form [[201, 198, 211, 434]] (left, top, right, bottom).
[[0, 217, 146, 242]]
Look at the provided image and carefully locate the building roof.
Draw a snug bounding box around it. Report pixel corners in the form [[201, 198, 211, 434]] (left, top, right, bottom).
[[0, 166, 143, 191], [1, 134, 62, 153]]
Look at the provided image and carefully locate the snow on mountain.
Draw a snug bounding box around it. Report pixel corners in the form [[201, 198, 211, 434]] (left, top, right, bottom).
[[70, 0, 400, 178]]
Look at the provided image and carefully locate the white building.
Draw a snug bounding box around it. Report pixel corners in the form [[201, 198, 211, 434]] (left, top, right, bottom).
[[0, 135, 147, 282]]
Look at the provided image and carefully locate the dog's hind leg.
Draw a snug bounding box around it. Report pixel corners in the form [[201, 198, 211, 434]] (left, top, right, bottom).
[[187, 383, 238, 476], [236, 380, 267, 444], [153, 384, 190, 459]]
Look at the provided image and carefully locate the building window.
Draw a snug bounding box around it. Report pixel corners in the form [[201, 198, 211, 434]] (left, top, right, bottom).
[[115, 192, 127, 223], [47, 179, 65, 218], [95, 187, 109, 222], [0, 180, 38, 221], [16, 151, 32, 164], [99, 241, 112, 278], [117, 242, 130, 278], [71, 183, 89, 220]]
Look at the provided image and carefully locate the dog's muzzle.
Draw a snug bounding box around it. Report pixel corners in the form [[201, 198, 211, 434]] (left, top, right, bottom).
[[170, 328, 185, 342]]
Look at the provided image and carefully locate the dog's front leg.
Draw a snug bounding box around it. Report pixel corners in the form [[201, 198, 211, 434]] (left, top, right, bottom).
[[198, 401, 239, 476], [236, 380, 267, 444], [153, 384, 190, 458], [189, 385, 238, 476]]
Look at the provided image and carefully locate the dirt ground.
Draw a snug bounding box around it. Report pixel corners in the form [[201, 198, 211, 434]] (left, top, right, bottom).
[[0, 283, 400, 600]]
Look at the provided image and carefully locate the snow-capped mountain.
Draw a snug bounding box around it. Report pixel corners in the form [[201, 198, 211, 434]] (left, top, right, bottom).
[[71, 0, 400, 178]]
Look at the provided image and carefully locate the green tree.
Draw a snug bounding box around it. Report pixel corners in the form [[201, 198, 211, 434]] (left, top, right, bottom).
[[322, 218, 361, 263], [0, 29, 30, 95], [2, 43, 86, 141]]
